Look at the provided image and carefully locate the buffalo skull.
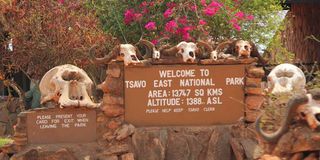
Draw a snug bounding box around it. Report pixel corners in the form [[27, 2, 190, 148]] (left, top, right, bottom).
[[235, 40, 252, 58], [256, 89, 320, 143], [160, 41, 198, 62], [94, 44, 141, 66], [297, 89, 320, 130], [136, 39, 160, 60]]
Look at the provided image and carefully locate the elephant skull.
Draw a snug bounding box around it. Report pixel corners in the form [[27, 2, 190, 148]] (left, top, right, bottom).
[[39, 64, 98, 108], [267, 63, 306, 94]]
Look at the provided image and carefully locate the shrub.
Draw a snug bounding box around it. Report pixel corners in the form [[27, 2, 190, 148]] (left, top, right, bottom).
[[0, 0, 118, 81], [89, 0, 283, 46]]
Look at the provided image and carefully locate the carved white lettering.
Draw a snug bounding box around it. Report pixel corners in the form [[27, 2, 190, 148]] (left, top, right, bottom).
[[125, 80, 146, 88], [148, 90, 167, 98], [180, 78, 214, 87], [206, 97, 222, 104], [36, 115, 51, 120], [159, 69, 195, 78], [146, 109, 159, 113], [226, 77, 244, 85], [153, 79, 172, 87], [207, 88, 223, 96], [147, 98, 181, 106]]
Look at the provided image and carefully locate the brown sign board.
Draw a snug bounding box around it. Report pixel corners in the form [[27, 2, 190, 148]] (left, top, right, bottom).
[[124, 65, 246, 126], [27, 108, 96, 144]]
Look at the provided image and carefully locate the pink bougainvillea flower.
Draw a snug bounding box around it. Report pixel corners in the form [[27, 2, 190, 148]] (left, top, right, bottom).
[[229, 18, 241, 31], [143, 8, 149, 14], [58, 0, 64, 4], [176, 26, 193, 39], [232, 23, 241, 31], [247, 14, 255, 20], [230, 18, 237, 24], [124, 9, 142, 24], [208, 1, 222, 7], [140, 1, 148, 8], [151, 39, 158, 45], [144, 21, 156, 30], [235, 11, 245, 19], [178, 16, 188, 25], [164, 8, 174, 18], [190, 4, 198, 12], [182, 26, 193, 32], [203, 7, 219, 16], [182, 32, 191, 41], [200, 0, 207, 6], [124, 9, 135, 25], [134, 13, 142, 21], [165, 20, 178, 33], [166, 2, 176, 8], [199, 19, 207, 25]]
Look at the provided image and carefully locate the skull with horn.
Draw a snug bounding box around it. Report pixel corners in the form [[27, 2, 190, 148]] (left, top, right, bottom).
[[196, 40, 217, 60], [160, 41, 198, 62], [93, 44, 142, 66], [256, 89, 320, 143], [136, 39, 161, 60]]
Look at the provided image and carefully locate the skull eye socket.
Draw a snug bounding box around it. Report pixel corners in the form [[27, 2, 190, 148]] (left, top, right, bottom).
[[180, 49, 184, 53], [119, 53, 125, 57], [315, 113, 320, 121], [189, 51, 194, 57], [300, 112, 306, 118], [244, 45, 249, 50], [130, 55, 137, 61]]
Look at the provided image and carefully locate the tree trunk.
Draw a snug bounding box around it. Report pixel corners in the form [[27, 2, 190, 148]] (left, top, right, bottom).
[[282, 4, 320, 63]]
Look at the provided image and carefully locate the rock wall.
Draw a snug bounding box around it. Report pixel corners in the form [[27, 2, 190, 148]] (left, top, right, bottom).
[[0, 59, 265, 160]]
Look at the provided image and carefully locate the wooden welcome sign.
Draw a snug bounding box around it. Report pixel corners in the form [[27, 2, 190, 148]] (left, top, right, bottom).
[[124, 65, 245, 126]]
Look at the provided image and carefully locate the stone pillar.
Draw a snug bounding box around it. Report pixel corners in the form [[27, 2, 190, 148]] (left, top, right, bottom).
[[98, 61, 135, 160], [1, 112, 27, 155], [244, 65, 265, 123]]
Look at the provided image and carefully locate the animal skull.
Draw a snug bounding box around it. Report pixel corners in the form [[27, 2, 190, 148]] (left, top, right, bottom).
[[210, 50, 218, 60], [39, 64, 98, 108], [256, 89, 320, 143], [119, 44, 141, 65], [297, 92, 320, 130], [94, 44, 141, 66], [196, 40, 217, 60], [235, 40, 252, 58], [160, 41, 198, 62], [177, 41, 197, 62], [255, 93, 308, 142], [153, 49, 160, 60], [136, 39, 161, 60], [210, 40, 235, 59], [267, 63, 306, 94]]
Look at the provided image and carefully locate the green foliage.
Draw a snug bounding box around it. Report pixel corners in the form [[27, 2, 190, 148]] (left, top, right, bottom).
[[265, 31, 295, 64], [260, 92, 292, 132], [88, 0, 283, 47], [304, 63, 320, 90], [0, 138, 12, 147]]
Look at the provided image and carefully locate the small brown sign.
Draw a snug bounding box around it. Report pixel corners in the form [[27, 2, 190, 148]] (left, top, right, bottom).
[[124, 65, 245, 126], [27, 108, 96, 144]]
